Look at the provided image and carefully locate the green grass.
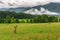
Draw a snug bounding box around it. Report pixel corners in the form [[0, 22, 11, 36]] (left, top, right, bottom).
[[0, 23, 60, 40]]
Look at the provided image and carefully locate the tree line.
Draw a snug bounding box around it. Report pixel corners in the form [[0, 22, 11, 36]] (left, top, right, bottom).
[[0, 16, 19, 23], [0, 11, 59, 23], [32, 15, 59, 23]]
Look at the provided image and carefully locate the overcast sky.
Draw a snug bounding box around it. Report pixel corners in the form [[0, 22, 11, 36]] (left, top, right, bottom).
[[0, 0, 60, 8]]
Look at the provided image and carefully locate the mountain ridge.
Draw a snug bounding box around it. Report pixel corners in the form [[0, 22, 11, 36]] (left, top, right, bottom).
[[6, 3, 60, 13], [0, 3, 60, 14]]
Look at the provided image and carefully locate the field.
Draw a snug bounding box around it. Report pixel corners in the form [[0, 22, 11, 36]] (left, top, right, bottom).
[[0, 23, 60, 40]]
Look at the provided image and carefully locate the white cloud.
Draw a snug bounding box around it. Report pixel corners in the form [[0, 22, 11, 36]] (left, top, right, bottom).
[[0, 0, 60, 8], [24, 7, 59, 15]]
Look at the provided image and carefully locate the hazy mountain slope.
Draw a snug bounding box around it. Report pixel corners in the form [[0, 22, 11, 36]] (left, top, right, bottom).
[[32, 3, 60, 13], [6, 3, 60, 13], [7, 7, 31, 12], [0, 2, 60, 16]]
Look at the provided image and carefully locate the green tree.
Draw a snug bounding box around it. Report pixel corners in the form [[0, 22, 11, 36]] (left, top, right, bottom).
[[11, 17, 16, 23], [30, 19, 33, 23], [0, 17, 2, 23], [5, 16, 11, 23], [15, 18, 20, 23], [41, 14, 48, 23], [48, 16, 58, 22], [33, 14, 48, 23], [26, 19, 29, 23]]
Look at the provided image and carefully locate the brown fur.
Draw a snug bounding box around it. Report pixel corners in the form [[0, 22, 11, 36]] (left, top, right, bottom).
[[14, 25, 17, 33]]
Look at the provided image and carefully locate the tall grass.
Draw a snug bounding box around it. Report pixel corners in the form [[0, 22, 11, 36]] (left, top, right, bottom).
[[0, 23, 60, 40]]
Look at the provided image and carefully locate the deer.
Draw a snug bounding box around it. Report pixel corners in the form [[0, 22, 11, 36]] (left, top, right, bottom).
[[14, 25, 17, 33]]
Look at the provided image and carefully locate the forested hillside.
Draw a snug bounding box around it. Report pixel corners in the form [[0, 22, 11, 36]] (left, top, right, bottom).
[[0, 11, 35, 19]]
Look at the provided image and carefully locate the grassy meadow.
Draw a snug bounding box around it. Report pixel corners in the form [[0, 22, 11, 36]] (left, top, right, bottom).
[[0, 23, 60, 40]]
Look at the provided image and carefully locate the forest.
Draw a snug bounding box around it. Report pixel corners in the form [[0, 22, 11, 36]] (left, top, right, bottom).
[[0, 11, 59, 23]]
